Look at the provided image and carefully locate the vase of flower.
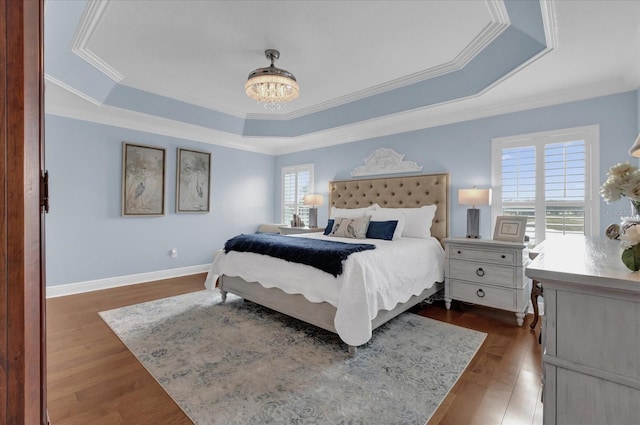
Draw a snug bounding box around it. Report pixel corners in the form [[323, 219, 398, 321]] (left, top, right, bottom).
[[601, 162, 640, 220], [620, 224, 640, 271], [601, 162, 640, 270]]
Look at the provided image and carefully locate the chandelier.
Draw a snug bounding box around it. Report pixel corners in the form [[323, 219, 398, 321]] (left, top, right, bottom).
[[245, 49, 299, 110]]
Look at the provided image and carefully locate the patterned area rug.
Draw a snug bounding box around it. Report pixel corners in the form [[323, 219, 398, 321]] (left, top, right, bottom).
[[99, 290, 486, 425]]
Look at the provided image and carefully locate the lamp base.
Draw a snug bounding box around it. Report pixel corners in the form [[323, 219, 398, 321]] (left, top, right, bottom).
[[466, 208, 480, 239], [308, 207, 318, 228]]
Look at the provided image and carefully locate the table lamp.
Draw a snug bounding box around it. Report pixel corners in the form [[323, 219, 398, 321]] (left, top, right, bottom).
[[458, 187, 492, 238], [303, 194, 324, 228]]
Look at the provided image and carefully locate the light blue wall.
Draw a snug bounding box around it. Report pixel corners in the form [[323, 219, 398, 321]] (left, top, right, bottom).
[[276, 91, 639, 239], [45, 115, 275, 286], [46, 91, 638, 286], [637, 88, 640, 133]]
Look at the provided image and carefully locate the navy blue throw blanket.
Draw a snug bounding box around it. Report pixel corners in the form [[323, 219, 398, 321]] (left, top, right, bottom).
[[224, 233, 376, 277]]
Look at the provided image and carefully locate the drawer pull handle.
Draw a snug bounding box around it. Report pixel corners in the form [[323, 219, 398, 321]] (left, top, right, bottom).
[[476, 267, 485, 277], [476, 289, 485, 298], [457, 250, 462, 254], [501, 255, 506, 259]]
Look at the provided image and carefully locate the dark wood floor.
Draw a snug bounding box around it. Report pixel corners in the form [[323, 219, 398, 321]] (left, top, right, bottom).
[[46, 274, 542, 425]]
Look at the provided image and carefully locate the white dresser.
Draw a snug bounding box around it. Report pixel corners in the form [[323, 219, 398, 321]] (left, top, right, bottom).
[[526, 236, 640, 425], [444, 238, 530, 326]]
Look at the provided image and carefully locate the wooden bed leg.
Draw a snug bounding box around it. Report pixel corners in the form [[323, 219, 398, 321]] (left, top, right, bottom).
[[348, 345, 357, 357], [220, 289, 227, 303]]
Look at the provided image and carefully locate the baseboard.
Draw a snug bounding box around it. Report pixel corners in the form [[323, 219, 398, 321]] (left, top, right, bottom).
[[46, 264, 211, 298]]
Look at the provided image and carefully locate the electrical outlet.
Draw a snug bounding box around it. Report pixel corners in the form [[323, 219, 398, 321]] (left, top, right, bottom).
[[170, 248, 178, 258]]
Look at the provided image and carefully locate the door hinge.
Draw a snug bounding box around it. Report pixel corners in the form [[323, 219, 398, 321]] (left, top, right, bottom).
[[40, 170, 49, 213]]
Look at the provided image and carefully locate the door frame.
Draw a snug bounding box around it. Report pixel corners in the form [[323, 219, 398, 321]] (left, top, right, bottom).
[[1, 0, 46, 423]]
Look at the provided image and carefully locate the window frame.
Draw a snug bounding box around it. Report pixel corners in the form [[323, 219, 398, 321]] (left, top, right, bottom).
[[281, 163, 314, 225], [491, 125, 600, 244]]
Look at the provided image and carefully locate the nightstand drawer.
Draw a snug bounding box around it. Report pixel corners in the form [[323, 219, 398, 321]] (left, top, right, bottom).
[[449, 279, 516, 310], [449, 259, 516, 288], [449, 245, 516, 265]]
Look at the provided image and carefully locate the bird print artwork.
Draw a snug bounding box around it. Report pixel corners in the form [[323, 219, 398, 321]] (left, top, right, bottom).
[[177, 149, 210, 212], [123, 144, 165, 216]]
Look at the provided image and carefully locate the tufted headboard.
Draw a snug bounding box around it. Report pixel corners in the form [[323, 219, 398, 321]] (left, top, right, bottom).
[[328, 173, 449, 243]]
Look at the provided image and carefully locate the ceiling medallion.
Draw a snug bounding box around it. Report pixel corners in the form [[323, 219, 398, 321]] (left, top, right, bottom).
[[245, 49, 299, 111]]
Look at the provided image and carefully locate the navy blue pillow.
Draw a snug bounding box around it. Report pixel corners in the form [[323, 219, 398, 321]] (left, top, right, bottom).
[[366, 220, 398, 241], [323, 219, 335, 235]]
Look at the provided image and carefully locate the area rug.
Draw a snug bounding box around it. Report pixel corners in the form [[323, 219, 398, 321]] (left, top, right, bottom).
[[99, 290, 486, 425]]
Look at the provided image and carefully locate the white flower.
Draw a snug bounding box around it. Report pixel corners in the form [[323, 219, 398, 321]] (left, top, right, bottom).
[[600, 176, 624, 204], [621, 224, 640, 248], [607, 162, 637, 178], [622, 171, 640, 200], [600, 162, 640, 204]]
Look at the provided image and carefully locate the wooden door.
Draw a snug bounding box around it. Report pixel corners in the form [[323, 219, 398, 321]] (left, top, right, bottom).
[[0, 0, 46, 424]]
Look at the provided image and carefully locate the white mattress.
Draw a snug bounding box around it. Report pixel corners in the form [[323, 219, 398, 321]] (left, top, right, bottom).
[[205, 233, 445, 346]]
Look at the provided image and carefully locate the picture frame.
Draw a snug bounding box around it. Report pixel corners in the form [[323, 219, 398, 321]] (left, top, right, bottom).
[[493, 215, 528, 242], [176, 148, 211, 213], [122, 142, 166, 216]]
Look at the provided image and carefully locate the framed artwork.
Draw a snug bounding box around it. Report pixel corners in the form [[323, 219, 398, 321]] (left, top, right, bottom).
[[122, 142, 166, 216], [176, 148, 211, 213], [493, 216, 528, 242]]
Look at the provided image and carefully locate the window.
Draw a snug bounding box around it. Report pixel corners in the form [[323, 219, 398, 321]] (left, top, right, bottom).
[[281, 163, 314, 226], [491, 125, 599, 247]]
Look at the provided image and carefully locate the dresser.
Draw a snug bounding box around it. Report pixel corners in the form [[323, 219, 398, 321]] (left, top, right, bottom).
[[444, 238, 530, 326], [526, 236, 640, 425]]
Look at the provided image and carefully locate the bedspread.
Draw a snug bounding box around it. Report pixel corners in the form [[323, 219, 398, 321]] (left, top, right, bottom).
[[206, 233, 445, 346], [224, 233, 376, 277]]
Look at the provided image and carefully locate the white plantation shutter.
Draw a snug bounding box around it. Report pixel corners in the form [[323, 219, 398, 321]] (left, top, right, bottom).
[[544, 141, 586, 238], [492, 126, 599, 247], [281, 164, 314, 226]]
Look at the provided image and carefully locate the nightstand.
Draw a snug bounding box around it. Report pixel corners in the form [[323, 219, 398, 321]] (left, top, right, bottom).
[[443, 237, 531, 326], [278, 226, 325, 235]]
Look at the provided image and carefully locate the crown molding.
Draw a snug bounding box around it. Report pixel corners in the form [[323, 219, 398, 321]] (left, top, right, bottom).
[[247, 1, 511, 121], [72, 0, 124, 83], [46, 72, 636, 157], [45, 81, 277, 155], [45, 74, 103, 106]]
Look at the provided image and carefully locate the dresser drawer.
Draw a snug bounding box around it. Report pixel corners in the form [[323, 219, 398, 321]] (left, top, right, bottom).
[[449, 279, 517, 310], [449, 245, 516, 265], [449, 259, 517, 288]]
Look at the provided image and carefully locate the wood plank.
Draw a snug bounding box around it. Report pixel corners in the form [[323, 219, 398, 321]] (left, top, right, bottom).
[[2, 1, 45, 423], [47, 276, 542, 425]]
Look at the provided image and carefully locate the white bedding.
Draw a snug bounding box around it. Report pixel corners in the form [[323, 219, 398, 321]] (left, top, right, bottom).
[[205, 233, 445, 346]]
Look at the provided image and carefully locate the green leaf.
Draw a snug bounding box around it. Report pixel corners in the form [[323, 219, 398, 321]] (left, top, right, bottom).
[[621, 245, 640, 271]]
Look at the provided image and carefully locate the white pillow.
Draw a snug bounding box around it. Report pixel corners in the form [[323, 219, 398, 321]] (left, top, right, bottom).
[[366, 209, 405, 240], [379, 205, 437, 239], [330, 204, 379, 219]]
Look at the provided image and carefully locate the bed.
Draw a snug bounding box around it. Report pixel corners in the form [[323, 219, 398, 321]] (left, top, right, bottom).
[[205, 172, 449, 354]]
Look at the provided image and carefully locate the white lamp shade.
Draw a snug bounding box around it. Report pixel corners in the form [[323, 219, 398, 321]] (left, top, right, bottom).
[[303, 194, 324, 207], [458, 188, 492, 207], [629, 133, 640, 157]]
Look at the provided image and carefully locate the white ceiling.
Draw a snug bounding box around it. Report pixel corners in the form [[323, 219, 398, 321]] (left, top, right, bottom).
[[45, 0, 640, 154], [86, 0, 496, 117]]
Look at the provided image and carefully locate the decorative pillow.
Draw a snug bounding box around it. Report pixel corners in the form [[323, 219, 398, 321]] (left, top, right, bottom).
[[366, 209, 406, 240], [379, 205, 437, 239], [329, 204, 380, 219], [323, 219, 335, 235], [329, 216, 371, 239], [366, 220, 398, 241]]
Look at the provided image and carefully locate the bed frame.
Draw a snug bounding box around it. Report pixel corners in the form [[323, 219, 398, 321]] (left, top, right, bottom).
[[219, 172, 449, 354]]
